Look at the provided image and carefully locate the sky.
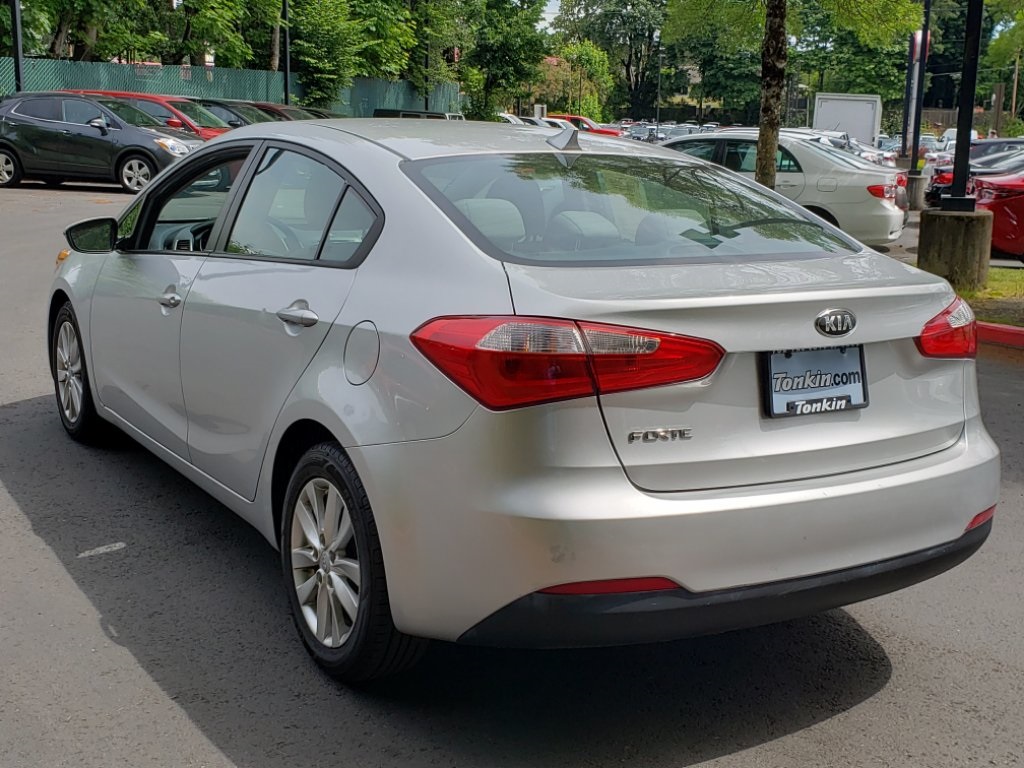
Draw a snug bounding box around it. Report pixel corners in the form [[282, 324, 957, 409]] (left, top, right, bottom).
[[542, 0, 559, 28]]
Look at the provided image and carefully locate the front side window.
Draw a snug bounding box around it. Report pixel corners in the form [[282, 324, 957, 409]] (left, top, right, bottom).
[[62, 99, 106, 126], [668, 139, 717, 162], [227, 148, 344, 260], [723, 141, 757, 173], [144, 153, 250, 252], [406, 153, 857, 267], [133, 100, 175, 123]]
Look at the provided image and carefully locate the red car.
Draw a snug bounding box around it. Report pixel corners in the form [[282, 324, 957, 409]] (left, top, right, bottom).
[[547, 114, 624, 137], [975, 174, 1024, 259], [63, 90, 230, 140]]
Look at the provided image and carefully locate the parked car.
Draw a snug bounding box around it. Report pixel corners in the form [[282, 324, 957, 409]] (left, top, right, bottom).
[[371, 108, 465, 120], [925, 149, 1024, 206], [0, 91, 201, 192], [517, 116, 546, 126], [970, 137, 1024, 161], [250, 101, 321, 121], [48, 120, 998, 681], [663, 129, 905, 245], [302, 107, 346, 119], [189, 98, 276, 127], [938, 128, 979, 151], [543, 117, 577, 130], [64, 90, 231, 140], [497, 113, 525, 124], [975, 173, 1024, 258], [547, 114, 624, 136]]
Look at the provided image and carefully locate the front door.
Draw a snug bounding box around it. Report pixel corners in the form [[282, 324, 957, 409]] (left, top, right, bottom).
[[180, 145, 380, 499], [59, 98, 118, 176], [89, 148, 255, 458]]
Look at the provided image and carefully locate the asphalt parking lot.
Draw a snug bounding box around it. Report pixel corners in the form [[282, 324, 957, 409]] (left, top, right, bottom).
[[1, 183, 1023, 768]]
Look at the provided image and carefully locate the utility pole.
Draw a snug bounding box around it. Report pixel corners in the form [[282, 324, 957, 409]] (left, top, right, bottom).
[[900, 33, 915, 157], [993, 82, 1006, 135], [281, 0, 290, 105], [946, 0, 984, 210], [656, 51, 664, 129], [9, 0, 24, 93], [1012, 49, 1020, 117], [909, 0, 932, 176]]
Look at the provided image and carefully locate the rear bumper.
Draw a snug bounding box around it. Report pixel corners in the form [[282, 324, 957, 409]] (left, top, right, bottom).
[[838, 199, 905, 245], [458, 520, 991, 648]]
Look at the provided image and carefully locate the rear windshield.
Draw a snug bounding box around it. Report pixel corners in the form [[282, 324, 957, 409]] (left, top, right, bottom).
[[405, 153, 858, 266], [169, 100, 229, 128]]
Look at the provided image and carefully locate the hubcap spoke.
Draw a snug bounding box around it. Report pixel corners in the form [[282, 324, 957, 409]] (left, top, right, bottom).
[[331, 506, 353, 552], [294, 497, 320, 551], [315, 581, 330, 642], [55, 322, 82, 423], [291, 547, 317, 569], [295, 573, 317, 604], [331, 557, 361, 588], [323, 485, 342, 548], [329, 572, 359, 624]]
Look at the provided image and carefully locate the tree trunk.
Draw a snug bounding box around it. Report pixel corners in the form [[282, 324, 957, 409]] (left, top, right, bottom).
[[755, 0, 787, 189], [49, 16, 72, 58], [270, 19, 281, 71]]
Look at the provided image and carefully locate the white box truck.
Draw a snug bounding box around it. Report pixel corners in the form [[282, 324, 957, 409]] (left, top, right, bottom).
[[812, 93, 883, 145]]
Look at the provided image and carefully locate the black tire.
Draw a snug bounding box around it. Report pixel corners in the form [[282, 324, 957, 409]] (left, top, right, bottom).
[[280, 442, 426, 682], [0, 146, 23, 188], [51, 302, 110, 444], [805, 206, 839, 227], [117, 154, 156, 194], [43, 178, 64, 188]]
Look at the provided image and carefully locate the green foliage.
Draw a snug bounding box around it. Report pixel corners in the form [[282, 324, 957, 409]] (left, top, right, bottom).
[[350, 0, 415, 78], [463, 0, 546, 118], [291, 0, 364, 105], [530, 40, 613, 120], [406, 0, 480, 98]]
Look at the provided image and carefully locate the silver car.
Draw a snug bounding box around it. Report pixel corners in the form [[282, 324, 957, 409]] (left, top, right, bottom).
[[47, 120, 1000, 682]]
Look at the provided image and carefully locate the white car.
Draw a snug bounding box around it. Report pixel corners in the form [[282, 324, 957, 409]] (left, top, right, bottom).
[[663, 130, 905, 245]]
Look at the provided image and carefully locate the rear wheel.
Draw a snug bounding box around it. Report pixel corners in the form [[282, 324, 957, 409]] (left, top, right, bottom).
[[280, 442, 426, 682], [0, 147, 22, 188], [43, 178, 63, 188], [118, 154, 155, 194], [805, 206, 839, 227]]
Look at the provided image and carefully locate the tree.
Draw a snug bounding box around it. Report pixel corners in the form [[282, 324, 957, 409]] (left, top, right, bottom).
[[405, 0, 479, 104], [666, 0, 918, 188], [291, 0, 364, 105], [350, 0, 416, 78], [530, 40, 613, 119], [555, 0, 665, 118]]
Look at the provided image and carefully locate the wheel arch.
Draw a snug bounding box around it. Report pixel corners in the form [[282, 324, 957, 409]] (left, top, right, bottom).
[[270, 419, 347, 547], [114, 147, 160, 173], [47, 289, 72, 375], [803, 205, 839, 226]]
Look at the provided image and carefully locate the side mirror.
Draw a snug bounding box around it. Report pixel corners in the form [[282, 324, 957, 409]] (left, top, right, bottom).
[[227, 119, 243, 128], [166, 118, 184, 129], [65, 217, 118, 253], [88, 117, 109, 136]]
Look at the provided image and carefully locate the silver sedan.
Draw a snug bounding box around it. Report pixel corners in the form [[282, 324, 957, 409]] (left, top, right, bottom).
[[47, 120, 1000, 682]]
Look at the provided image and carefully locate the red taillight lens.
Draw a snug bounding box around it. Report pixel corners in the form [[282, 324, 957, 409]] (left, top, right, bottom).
[[896, 173, 908, 187], [539, 577, 679, 595], [933, 172, 953, 185], [965, 506, 995, 532], [914, 298, 977, 359], [867, 183, 897, 199], [410, 316, 724, 410]]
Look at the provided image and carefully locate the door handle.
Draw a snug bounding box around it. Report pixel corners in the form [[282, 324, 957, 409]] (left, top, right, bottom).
[[159, 292, 182, 308], [276, 305, 319, 327]]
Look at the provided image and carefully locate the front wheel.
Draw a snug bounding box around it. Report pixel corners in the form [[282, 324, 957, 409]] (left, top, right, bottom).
[[280, 442, 426, 682], [118, 154, 155, 194], [51, 302, 108, 443]]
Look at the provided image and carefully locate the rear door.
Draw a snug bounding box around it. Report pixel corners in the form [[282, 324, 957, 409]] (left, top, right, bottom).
[[722, 139, 806, 199], [6, 96, 64, 172], [180, 143, 380, 500]]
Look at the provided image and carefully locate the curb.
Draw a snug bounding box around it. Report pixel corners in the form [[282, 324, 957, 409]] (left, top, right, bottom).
[[978, 321, 1024, 348]]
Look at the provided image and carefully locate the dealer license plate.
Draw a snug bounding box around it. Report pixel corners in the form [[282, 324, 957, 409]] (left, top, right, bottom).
[[764, 346, 868, 418]]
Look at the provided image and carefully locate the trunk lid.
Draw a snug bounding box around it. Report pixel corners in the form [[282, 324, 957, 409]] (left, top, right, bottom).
[[505, 251, 966, 492]]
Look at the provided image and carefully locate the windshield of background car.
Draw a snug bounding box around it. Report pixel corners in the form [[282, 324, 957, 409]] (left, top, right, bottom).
[[169, 100, 229, 128], [405, 153, 858, 266], [232, 104, 275, 123], [96, 99, 162, 127]]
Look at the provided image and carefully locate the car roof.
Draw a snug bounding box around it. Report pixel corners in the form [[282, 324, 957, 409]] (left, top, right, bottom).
[[218, 118, 685, 160]]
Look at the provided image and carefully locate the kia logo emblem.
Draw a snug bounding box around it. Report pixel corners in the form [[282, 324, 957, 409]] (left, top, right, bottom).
[[815, 308, 856, 337]]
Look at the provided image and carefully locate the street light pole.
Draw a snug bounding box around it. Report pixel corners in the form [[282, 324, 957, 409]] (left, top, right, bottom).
[[656, 51, 664, 129], [9, 0, 24, 93], [909, 0, 932, 176], [281, 0, 290, 105], [945, 0, 985, 210]]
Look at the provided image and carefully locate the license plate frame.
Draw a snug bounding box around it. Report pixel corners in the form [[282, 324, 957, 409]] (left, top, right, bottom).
[[760, 346, 868, 419]]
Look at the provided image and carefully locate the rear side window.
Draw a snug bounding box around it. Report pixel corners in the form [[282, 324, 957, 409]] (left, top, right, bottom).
[[405, 153, 857, 267], [668, 139, 717, 162], [13, 98, 59, 121]]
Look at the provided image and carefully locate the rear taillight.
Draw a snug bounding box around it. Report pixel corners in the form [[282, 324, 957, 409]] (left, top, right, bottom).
[[539, 577, 679, 595], [975, 183, 1024, 201], [914, 298, 977, 359], [411, 316, 725, 410], [933, 172, 953, 185], [896, 173, 908, 187], [867, 183, 897, 199]]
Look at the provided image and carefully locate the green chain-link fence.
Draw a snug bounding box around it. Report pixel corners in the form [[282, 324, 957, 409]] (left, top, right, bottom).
[[0, 57, 462, 115]]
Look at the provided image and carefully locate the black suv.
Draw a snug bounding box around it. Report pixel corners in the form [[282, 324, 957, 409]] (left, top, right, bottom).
[[0, 92, 204, 193]]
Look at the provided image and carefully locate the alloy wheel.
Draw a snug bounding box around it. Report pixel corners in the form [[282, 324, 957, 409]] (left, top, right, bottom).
[[55, 321, 84, 424], [290, 478, 361, 648], [121, 159, 152, 191], [0, 153, 14, 184]]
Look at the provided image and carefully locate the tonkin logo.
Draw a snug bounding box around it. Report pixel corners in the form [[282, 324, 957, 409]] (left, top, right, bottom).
[[815, 308, 856, 337]]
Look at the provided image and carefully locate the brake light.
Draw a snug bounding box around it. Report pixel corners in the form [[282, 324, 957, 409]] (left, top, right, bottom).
[[896, 173, 908, 187], [539, 577, 679, 595], [867, 183, 897, 199], [933, 172, 953, 185], [965, 506, 995, 532], [914, 298, 976, 359], [411, 316, 725, 410]]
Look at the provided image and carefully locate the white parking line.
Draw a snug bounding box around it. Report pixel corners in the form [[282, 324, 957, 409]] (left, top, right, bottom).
[[76, 542, 127, 558]]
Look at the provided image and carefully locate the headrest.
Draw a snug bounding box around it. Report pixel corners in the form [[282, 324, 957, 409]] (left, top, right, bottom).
[[454, 198, 526, 249], [544, 210, 620, 251]]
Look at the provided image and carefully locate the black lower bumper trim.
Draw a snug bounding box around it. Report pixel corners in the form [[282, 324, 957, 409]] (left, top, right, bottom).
[[458, 521, 991, 649]]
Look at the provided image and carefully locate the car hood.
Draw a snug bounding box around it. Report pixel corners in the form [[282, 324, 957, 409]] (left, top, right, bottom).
[[137, 125, 204, 146]]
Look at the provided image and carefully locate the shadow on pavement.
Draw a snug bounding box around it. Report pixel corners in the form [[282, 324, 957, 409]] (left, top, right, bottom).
[[19, 181, 125, 194], [0, 394, 893, 768]]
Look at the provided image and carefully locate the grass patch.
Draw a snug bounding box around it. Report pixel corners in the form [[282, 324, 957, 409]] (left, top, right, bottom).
[[962, 266, 1024, 327]]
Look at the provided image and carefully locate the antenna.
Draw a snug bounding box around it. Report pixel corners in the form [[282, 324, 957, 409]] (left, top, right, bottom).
[[546, 126, 581, 151]]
